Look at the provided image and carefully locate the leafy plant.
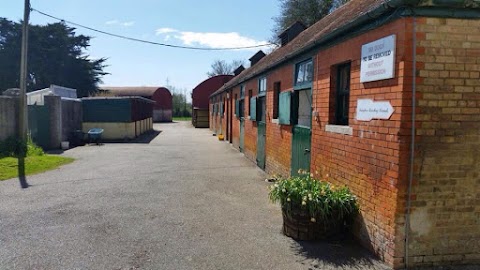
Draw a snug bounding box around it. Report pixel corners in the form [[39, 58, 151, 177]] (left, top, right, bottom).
[[269, 171, 358, 223], [26, 138, 44, 157], [0, 136, 44, 158]]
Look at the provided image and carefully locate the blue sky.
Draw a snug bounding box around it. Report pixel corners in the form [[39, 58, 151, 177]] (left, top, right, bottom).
[[3, 0, 280, 97]]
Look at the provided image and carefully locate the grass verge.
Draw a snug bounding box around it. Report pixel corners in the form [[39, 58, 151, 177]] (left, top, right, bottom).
[[0, 155, 74, 181], [173, 117, 192, 121]]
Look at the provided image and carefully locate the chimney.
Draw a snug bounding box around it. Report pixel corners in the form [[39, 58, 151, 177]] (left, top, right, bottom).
[[233, 65, 245, 76], [249, 50, 266, 67], [278, 21, 306, 46]]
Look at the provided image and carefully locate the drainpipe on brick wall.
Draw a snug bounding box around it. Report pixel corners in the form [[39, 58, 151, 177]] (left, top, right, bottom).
[[405, 14, 417, 269]]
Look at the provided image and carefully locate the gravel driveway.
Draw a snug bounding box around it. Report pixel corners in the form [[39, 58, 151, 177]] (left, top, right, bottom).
[[0, 121, 389, 270]]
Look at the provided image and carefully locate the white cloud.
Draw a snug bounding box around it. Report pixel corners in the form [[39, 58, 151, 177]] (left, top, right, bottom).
[[178, 31, 268, 49], [122, 21, 135, 27], [155, 27, 271, 50], [156, 28, 178, 35], [106, 20, 135, 27], [105, 20, 119, 25]]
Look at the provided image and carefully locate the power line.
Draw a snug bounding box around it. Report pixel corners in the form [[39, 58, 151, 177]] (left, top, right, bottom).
[[31, 7, 275, 51]]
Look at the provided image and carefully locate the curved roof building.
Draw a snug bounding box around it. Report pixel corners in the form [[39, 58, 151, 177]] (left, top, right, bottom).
[[192, 75, 233, 110], [191, 75, 233, 128], [103, 86, 172, 122]]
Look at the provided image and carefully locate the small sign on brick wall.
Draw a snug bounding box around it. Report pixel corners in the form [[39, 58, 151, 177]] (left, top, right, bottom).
[[360, 35, 396, 83], [356, 99, 394, 121]]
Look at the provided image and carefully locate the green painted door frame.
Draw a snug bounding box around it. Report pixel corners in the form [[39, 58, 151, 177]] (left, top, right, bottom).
[[239, 118, 245, 152], [291, 88, 312, 176], [239, 99, 245, 152]]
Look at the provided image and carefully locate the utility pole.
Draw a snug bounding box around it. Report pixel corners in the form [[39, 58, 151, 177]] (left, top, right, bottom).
[[19, 0, 30, 143], [18, 0, 30, 189]]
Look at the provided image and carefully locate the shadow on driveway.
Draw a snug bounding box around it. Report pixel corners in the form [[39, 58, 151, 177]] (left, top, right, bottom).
[[93, 130, 163, 144], [290, 238, 389, 270]]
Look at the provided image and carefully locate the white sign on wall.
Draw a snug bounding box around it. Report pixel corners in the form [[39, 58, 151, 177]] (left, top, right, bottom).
[[360, 35, 396, 83], [356, 99, 394, 121]]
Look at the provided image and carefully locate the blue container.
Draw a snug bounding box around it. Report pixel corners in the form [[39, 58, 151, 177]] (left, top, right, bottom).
[[87, 128, 104, 144]]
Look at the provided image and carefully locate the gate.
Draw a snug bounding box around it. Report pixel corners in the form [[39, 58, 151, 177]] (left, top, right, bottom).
[[28, 105, 50, 149]]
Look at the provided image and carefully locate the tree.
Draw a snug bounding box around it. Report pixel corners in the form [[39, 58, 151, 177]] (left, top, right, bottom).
[[272, 0, 349, 40], [0, 18, 107, 97], [166, 83, 192, 118], [206, 59, 245, 77]]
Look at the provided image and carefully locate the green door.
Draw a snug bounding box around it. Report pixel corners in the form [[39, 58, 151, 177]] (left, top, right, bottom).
[[291, 89, 312, 176], [257, 97, 266, 170], [239, 100, 245, 152], [291, 126, 311, 175], [240, 118, 245, 152]]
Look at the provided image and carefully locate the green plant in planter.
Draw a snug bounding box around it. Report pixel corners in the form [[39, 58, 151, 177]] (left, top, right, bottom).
[[269, 171, 358, 240]]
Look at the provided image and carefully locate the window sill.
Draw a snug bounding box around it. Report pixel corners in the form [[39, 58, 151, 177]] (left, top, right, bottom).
[[271, 119, 279, 124], [325, 125, 353, 136]]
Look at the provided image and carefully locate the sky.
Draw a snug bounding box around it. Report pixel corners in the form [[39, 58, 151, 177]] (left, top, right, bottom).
[[2, 0, 280, 98]]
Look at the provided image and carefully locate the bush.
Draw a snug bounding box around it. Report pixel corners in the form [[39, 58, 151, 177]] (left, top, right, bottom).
[[0, 136, 44, 158], [269, 171, 358, 223]]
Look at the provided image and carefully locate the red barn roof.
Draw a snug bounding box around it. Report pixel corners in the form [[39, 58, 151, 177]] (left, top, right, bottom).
[[102, 86, 172, 110], [192, 75, 233, 109]]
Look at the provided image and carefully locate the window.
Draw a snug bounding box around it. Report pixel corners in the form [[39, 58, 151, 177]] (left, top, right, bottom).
[[239, 99, 244, 118], [296, 90, 312, 127], [258, 97, 266, 122], [295, 59, 313, 86], [273, 82, 281, 119], [240, 85, 245, 99], [235, 94, 245, 119], [335, 63, 351, 125], [259, 77, 267, 95]]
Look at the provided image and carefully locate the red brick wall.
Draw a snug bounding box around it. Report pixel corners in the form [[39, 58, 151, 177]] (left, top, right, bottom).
[[242, 80, 257, 163], [406, 17, 480, 268], [310, 19, 411, 267], [209, 96, 224, 136], [265, 66, 294, 178], [231, 87, 241, 149], [226, 68, 295, 175]]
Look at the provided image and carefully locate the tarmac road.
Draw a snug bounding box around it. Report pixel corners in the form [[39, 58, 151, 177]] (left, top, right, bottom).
[[0, 121, 389, 270]]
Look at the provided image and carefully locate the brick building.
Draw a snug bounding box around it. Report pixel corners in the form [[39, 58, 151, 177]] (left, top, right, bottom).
[[209, 0, 480, 269]]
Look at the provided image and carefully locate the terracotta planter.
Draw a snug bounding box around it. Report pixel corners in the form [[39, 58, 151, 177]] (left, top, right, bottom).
[[281, 203, 343, 241]]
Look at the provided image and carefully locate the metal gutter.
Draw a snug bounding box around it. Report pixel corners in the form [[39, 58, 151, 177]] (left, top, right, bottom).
[[402, 7, 480, 17]]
